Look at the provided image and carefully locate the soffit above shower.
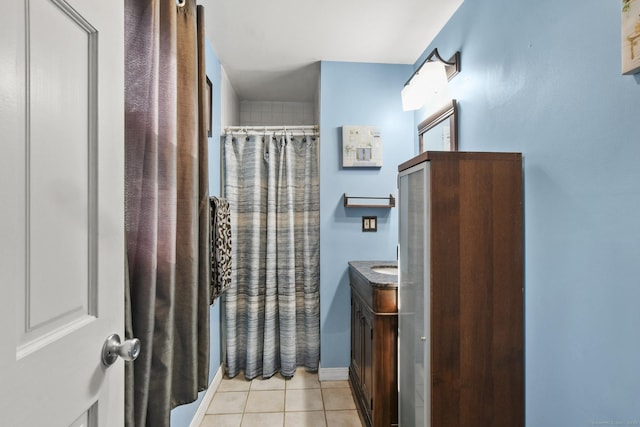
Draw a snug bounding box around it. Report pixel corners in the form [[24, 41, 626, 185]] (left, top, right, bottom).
[[201, 0, 463, 102]]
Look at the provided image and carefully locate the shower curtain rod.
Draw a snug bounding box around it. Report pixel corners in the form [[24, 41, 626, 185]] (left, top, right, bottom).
[[224, 125, 319, 135]]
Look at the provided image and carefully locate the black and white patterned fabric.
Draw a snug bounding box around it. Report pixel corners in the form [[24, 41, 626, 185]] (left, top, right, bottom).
[[210, 196, 232, 304]]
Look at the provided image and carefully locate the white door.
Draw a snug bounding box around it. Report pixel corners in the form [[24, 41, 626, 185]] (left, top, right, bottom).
[[0, 0, 125, 425]]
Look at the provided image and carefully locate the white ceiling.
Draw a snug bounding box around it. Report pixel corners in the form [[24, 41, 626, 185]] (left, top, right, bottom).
[[202, 0, 463, 102]]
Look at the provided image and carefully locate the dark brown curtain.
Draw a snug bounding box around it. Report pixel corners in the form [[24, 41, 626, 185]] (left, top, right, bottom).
[[124, 0, 210, 426]]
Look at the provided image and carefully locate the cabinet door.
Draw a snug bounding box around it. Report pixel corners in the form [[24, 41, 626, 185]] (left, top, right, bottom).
[[362, 313, 374, 415], [351, 297, 363, 385], [398, 161, 430, 427]]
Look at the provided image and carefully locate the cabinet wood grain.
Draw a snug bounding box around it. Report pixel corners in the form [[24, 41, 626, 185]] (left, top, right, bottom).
[[399, 151, 524, 427], [349, 268, 398, 427]]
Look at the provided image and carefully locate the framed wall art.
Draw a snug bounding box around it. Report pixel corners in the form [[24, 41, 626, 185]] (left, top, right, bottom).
[[622, 0, 640, 74], [342, 125, 382, 168]]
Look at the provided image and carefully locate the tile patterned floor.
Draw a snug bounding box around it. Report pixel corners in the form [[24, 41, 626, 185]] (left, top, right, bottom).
[[199, 370, 364, 427]]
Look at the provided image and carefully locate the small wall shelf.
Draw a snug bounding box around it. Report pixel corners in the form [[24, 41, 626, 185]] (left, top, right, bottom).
[[344, 193, 395, 208]]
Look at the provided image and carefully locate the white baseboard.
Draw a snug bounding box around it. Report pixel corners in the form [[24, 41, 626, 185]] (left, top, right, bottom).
[[189, 364, 223, 427], [318, 364, 349, 382]]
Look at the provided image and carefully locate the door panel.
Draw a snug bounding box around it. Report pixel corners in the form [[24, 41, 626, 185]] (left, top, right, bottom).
[[20, 0, 98, 352], [0, 0, 124, 425], [362, 313, 374, 415], [398, 162, 429, 426], [351, 297, 362, 384]]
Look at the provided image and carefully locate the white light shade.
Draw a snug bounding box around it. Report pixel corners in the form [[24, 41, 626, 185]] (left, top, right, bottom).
[[401, 75, 426, 111], [401, 61, 451, 112]]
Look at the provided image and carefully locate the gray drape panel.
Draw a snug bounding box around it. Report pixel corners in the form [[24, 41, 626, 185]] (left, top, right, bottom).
[[124, 1, 210, 426], [224, 133, 320, 380]]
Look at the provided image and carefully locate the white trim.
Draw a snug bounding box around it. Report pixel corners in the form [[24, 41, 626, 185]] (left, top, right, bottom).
[[318, 364, 349, 382], [188, 364, 223, 427]]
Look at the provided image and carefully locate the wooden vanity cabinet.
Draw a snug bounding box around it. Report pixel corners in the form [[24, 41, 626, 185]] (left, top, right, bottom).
[[349, 267, 398, 427]]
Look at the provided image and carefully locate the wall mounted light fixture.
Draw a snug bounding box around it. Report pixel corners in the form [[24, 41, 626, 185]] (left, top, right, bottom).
[[401, 48, 461, 112]]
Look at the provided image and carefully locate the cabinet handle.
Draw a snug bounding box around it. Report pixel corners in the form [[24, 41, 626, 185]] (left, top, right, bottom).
[[420, 336, 426, 341]]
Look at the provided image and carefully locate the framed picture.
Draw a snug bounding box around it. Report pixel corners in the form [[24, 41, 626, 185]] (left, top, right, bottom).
[[206, 76, 212, 137], [342, 125, 382, 167], [622, 0, 640, 74]]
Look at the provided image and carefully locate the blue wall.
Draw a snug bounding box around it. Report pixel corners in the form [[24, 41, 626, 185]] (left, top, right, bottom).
[[319, 61, 414, 368], [170, 38, 223, 427], [185, 0, 640, 422], [416, 0, 640, 425]]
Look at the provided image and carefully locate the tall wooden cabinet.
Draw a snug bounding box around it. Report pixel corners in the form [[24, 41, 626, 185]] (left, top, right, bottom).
[[397, 152, 524, 427]]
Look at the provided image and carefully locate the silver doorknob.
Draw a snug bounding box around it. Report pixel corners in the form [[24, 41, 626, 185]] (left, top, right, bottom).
[[102, 333, 141, 366]]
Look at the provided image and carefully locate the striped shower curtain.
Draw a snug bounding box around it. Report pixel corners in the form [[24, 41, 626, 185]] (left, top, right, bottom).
[[223, 132, 320, 380]]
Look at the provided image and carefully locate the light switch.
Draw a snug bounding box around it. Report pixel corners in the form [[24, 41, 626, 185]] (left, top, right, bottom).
[[362, 216, 377, 232]]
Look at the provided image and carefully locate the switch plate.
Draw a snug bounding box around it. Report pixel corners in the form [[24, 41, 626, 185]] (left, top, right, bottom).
[[362, 216, 377, 232]]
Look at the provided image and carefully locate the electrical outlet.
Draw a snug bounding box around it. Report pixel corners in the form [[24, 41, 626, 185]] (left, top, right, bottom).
[[362, 216, 377, 232]]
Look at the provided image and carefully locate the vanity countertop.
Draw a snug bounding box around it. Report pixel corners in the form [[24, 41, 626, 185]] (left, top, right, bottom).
[[348, 260, 398, 288]]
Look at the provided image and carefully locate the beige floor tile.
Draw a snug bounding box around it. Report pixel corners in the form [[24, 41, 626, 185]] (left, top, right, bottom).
[[245, 390, 285, 413], [200, 413, 243, 427], [285, 388, 324, 412], [206, 391, 248, 414], [200, 372, 363, 427], [284, 411, 326, 427], [285, 370, 321, 389], [240, 412, 285, 427], [251, 374, 286, 390], [325, 410, 363, 427], [320, 380, 350, 389], [322, 388, 356, 411], [219, 375, 252, 392]]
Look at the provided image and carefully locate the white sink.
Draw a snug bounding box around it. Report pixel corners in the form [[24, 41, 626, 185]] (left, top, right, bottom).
[[371, 266, 398, 275]]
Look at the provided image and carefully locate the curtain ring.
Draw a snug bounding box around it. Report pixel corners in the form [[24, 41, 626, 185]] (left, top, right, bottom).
[[176, 0, 186, 7], [263, 135, 270, 161]]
